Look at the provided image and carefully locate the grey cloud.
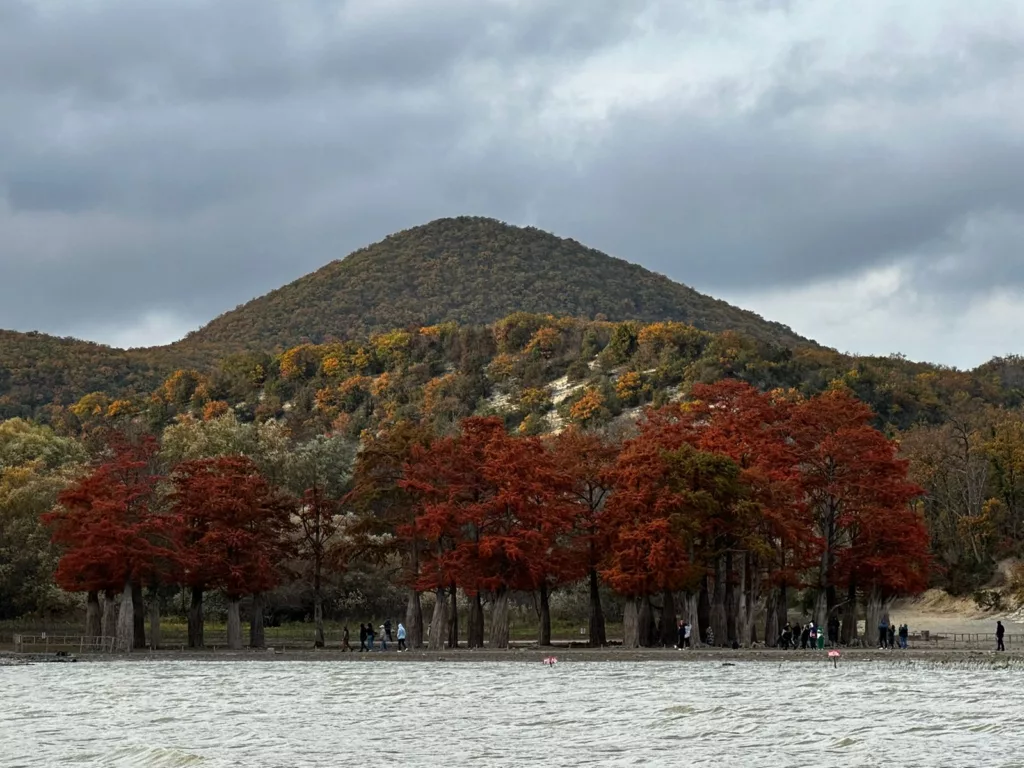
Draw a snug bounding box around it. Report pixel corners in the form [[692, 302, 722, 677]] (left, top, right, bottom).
[[0, 0, 1022, 363]]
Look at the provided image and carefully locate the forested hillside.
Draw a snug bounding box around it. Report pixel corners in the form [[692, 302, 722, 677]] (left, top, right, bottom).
[[174, 216, 808, 353]]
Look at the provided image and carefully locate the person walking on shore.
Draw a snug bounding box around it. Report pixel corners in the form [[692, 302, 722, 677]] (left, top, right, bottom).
[[384, 619, 393, 645], [683, 621, 692, 648], [878, 617, 889, 649], [997, 621, 1006, 651], [898, 623, 909, 649], [367, 623, 376, 651], [379, 624, 388, 651], [887, 622, 896, 649], [397, 622, 407, 651], [676, 620, 685, 649], [359, 624, 368, 652], [342, 626, 352, 652], [706, 626, 715, 647]]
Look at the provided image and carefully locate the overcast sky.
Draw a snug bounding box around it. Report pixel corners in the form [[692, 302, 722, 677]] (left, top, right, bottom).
[[2, 0, 1023, 368]]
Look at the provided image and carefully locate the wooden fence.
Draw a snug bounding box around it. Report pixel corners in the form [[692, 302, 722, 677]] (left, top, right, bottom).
[[12, 634, 115, 653]]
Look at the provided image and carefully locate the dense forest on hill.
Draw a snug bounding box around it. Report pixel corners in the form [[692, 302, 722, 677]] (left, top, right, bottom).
[[6, 311, 1024, 636], [174, 217, 808, 354]]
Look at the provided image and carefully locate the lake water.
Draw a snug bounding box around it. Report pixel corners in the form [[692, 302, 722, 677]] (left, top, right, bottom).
[[1, 658, 1022, 767]]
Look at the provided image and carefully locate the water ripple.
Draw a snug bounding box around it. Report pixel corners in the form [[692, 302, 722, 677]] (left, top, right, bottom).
[[2, 659, 1023, 766]]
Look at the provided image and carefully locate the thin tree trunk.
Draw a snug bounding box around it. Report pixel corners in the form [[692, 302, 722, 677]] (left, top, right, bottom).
[[638, 594, 653, 647], [313, 592, 325, 648], [490, 588, 510, 649], [622, 597, 640, 649], [406, 588, 423, 649], [538, 582, 552, 646], [684, 591, 700, 648], [250, 592, 265, 648], [842, 582, 858, 645], [724, 551, 736, 643], [132, 581, 146, 650], [149, 595, 161, 650], [227, 598, 242, 650], [428, 588, 448, 650], [101, 588, 117, 639], [468, 592, 485, 649], [776, 583, 788, 638], [866, 586, 883, 647], [587, 568, 606, 647], [660, 590, 677, 647], [187, 586, 204, 648], [115, 581, 134, 653], [698, 576, 711, 644], [447, 584, 459, 649], [710, 555, 728, 647], [85, 590, 101, 640], [764, 588, 778, 647], [735, 554, 748, 648]]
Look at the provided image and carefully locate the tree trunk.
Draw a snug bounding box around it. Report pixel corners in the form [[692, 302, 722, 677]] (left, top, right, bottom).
[[187, 586, 204, 648], [313, 592, 325, 648], [468, 593, 485, 648], [132, 581, 146, 650], [428, 587, 447, 650], [537, 582, 552, 646], [115, 581, 134, 653], [101, 588, 117, 639], [250, 592, 266, 648], [865, 586, 883, 647], [698, 576, 711, 645], [734, 554, 748, 648], [405, 588, 423, 649], [489, 588, 510, 649], [710, 555, 728, 647], [227, 598, 242, 650], [85, 590, 101, 640], [764, 588, 778, 647], [842, 582, 858, 645], [684, 591, 700, 648], [587, 568, 606, 647], [724, 551, 736, 643], [634, 593, 651, 651], [149, 596, 161, 650], [776, 583, 789, 637], [446, 585, 459, 649], [621, 597, 640, 649], [660, 590, 677, 647]]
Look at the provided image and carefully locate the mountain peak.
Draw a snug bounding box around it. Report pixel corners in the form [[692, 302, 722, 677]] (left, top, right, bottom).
[[176, 217, 805, 354]]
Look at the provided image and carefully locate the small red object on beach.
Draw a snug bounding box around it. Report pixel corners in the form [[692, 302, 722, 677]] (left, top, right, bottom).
[[543, 656, 557, 665], [828, 650, 840, 658]]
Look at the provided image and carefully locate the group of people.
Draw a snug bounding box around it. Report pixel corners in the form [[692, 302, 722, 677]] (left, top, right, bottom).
[[876, 618, 911, 649], [341, 620, 408, 652], [777, 618, 843, 650]]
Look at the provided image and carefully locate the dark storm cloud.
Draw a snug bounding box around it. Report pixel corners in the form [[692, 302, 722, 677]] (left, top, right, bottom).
[[0, 0, 1022, 352]]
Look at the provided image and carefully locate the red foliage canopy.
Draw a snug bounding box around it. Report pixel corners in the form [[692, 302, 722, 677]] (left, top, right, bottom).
[[45, 434, 171, 593], [401, 417, 575, 595], [169, 456, 296, 599]]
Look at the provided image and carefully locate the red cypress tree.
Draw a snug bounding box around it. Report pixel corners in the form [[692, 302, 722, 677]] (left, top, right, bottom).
[[169, 456, 295, 649], [550, 427, 618, 647], [789, 389, 925, 633], [45, 434, 169, 650]]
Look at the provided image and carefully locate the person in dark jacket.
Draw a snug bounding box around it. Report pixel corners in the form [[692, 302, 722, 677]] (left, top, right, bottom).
[[898, 623, 909, 649], [878, 617, 889, 648], [800, 624, 811, 649], [342, 626, 352, 652], [887, 623, 896, 649], [359, 623, 368, 652], [384, 619, 393, 643], [997, 621, 1006, 651]]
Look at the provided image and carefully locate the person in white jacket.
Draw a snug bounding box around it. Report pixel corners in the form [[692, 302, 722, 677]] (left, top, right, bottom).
[[397, 623, 407, 652]]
